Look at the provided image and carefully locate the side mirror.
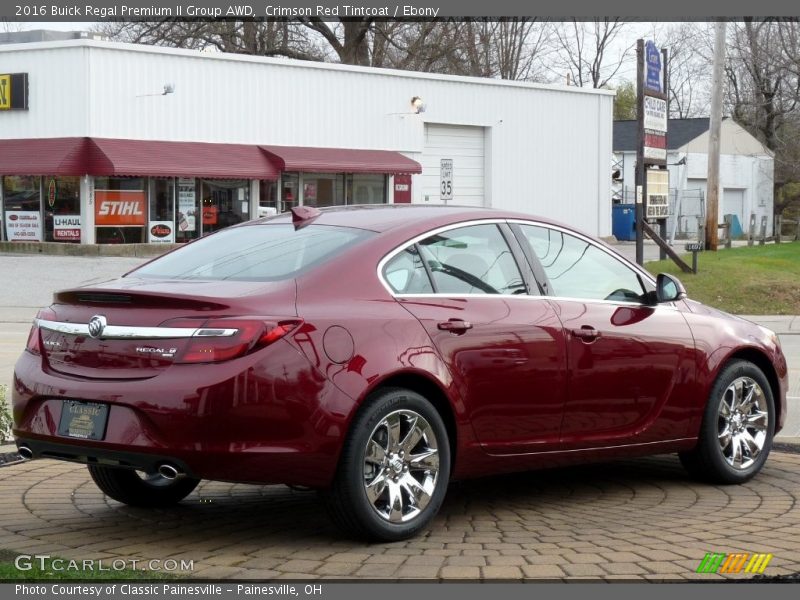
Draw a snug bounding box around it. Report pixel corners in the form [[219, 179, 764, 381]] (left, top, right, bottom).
[[656, 273, 687, 303]]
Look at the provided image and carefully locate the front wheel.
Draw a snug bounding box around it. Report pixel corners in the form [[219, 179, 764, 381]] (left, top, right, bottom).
[[324, 388, 451, 541], [680, 360, 775, 484], [88, 465, 200, 507]]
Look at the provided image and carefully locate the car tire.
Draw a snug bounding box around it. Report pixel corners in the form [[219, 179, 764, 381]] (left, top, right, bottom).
[[679, 360, 775, 484], [324, 387, 451, 541], [88, 465, 200, 507]]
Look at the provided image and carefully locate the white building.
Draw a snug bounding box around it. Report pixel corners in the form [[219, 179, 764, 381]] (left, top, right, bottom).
[[1, 38, 614, 244], [613, 118, 774, 238]]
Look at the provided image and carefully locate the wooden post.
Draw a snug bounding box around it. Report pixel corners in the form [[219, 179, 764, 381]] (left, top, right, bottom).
[[776, 215, 782, 244], [795, 218, 800, 241], [748, 213, 756, 246], [723, 217, 732, 248], [706, 21, 726, 251], [759, 216, 767, 245]]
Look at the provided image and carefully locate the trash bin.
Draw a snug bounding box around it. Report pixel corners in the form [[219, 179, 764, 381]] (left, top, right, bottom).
[[612, 204, 636, 241]]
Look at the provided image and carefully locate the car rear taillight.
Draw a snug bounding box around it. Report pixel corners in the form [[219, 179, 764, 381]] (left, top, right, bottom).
[[164, 318, 302, 364], [26, 308, 57, 355]]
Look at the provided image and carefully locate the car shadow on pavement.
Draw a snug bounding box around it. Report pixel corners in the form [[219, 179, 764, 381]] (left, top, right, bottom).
[[69, 454, 693, 547]]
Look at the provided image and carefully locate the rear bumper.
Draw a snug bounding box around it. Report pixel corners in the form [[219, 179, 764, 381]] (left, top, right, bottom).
[[11, 343, 359, 488], [14, 437, 197, 479]]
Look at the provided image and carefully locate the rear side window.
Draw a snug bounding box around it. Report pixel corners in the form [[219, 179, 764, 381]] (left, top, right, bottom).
[[383, 246, 434, 294], [132, 224, 372, 281]]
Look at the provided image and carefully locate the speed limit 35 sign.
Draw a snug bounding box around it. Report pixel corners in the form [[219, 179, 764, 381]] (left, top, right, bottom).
[[440, 159, 453, 202]]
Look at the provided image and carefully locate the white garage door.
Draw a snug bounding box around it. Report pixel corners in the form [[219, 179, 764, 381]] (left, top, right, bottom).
[[421, 124, 485, 207]]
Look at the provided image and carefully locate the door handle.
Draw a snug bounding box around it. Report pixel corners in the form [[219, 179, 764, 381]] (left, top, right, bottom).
[[437, 319, 473, 334], [571, 326, 601, 341]]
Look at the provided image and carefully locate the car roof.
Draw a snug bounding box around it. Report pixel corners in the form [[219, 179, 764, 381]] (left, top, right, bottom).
[[255, 204, 567, 233]]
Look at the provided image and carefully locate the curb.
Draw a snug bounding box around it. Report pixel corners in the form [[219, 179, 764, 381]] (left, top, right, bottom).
[[0, 241, 177, 258]]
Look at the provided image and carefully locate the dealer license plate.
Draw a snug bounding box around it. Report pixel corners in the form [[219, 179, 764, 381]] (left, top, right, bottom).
[[57, 401, 109, 441]]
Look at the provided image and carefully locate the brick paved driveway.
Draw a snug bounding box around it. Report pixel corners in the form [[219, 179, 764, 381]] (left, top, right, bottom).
[[2, 453, 799, 581]]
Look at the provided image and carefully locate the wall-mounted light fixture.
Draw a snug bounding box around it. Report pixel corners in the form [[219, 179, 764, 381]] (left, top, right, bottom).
[[410, 96, 426, 114], [136, 83, 176, 98]]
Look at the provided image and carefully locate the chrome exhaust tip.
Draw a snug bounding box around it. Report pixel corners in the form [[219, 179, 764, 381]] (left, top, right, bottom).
[[18, 446, 33, 460], [157, 464, 183, 480]]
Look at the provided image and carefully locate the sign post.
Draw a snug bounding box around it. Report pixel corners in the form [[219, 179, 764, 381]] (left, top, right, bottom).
[[440, 159, 453, 203], [636, 39, 672, 266]]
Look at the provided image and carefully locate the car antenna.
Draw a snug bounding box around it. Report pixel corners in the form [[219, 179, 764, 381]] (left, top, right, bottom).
[[291, 205, 321, 229]]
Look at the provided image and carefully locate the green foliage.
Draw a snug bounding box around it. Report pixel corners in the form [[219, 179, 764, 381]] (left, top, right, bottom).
[[612, 81, 637, 120], [0, 386, 12, 443], [645, 242, 800, 315]]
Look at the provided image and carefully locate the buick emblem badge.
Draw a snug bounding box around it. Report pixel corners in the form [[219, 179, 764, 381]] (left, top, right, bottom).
[[87, 315, 107, 339]]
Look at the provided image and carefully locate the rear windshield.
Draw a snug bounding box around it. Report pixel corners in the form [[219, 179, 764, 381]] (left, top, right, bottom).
[[131, 224, 372, 281]]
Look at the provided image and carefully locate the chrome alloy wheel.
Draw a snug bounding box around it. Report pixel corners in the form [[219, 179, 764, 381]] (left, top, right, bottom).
[[717, 376, 769, 470], [362, 409, 440, 523]]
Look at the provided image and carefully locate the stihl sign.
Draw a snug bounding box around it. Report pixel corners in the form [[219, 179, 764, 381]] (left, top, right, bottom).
[[94, 191, 146, 226], [98, 201, 144, 216]]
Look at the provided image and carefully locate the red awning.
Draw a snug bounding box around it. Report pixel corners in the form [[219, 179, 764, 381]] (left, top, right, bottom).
[[0, 137, 89, 175], [87, 138, 280, 179], [0, 138, 420, 179], [260, 145, 421, 175]]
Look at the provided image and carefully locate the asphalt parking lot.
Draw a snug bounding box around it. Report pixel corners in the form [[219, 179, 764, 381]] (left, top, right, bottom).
[[1, 252, 799, 580]]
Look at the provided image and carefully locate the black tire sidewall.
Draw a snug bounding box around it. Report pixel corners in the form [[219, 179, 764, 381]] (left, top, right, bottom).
[[338, 388, 451, 541], [701, 360, 775, 484], [88, 465, 199, 507]]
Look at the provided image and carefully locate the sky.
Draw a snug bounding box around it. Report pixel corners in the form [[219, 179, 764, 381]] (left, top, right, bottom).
[[9, 20, 678, 87]]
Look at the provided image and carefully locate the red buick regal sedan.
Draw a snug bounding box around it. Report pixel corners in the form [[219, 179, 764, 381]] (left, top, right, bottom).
[[13, 205, 788, 541]]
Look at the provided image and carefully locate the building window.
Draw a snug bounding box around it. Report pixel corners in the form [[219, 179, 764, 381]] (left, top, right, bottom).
[[259, 179, 279, 217], [281, 173, 299, 210], [148, 178, 176, 243], [176, 177, 199, 243], [2, 176, 42, 242], [200, 179, 249, 234], [302, 173, 346, 208], [44, 176, 81, 243], [95, 177, 146, 244], [276, 173, 389, 210], [349, 174, 387, 204]]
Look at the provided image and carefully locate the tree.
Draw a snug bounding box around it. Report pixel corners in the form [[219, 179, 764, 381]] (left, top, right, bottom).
[[451, 18, 551, 80], [612, 80, 637, 120], [550, 19, 633, 88], [1, 19, 26, 33], [95, 19, 365, 64], [96, 18, 556, 81], [660, 22, 713, 118], [724, 19, 800, 216]]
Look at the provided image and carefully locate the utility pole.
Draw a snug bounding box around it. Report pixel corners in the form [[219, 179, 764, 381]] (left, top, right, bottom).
[[706, 20, 726, 251], [635, 39, 645, 265]]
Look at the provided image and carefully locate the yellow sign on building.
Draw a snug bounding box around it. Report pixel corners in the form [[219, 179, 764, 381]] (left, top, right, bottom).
[[0, 74, 11, 110]]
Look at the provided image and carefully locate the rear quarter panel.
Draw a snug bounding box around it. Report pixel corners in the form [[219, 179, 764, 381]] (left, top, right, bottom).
[[289, 236, 483, 478]]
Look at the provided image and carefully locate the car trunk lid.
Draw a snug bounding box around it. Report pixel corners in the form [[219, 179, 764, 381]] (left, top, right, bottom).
[[38, 277, 296, 380]]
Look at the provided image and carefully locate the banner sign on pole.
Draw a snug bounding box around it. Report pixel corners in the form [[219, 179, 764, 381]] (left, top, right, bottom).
[[646, 169, 670, 219], [643, 96, 667, 132], [645, 40, 663, 93]]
